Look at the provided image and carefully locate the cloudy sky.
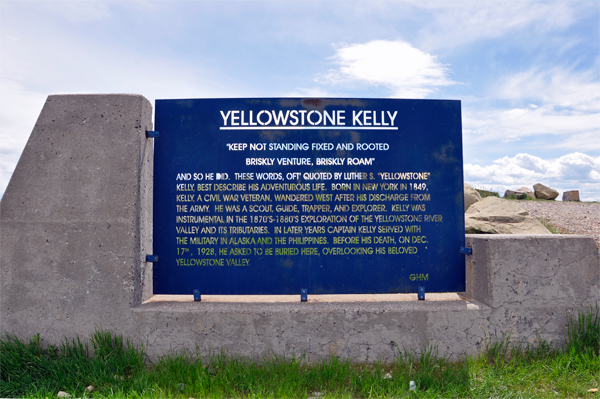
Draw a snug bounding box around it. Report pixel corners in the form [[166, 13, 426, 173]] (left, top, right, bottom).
[[1, 0, 599, 200]]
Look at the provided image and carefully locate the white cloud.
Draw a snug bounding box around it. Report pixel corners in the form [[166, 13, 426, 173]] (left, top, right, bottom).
[[0, 78, 47, 198], [49, 1, 112, 23], [286, 87, 334, 98], [320, 40, 455, 98], [462, 66, 600, 151], [463, 105, 600, 147], [0, 5, 244, 198], [495, 67, 600, 112], [412, 0, 582, 50], [465, 152, 600, 201], [2, 0, 598, 203]]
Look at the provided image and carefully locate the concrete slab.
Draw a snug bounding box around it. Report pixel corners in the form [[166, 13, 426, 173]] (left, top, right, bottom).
[[132, 296, 488, 361], [144, 293, 462, 303]]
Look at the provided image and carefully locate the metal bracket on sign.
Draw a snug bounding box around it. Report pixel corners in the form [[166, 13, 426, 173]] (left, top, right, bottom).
[[146, 255, 159, 262], [146, 130, 159, 138], [418, 286, 425, 301], [193, 289, 201, 302], [300, 289, 308, 302], [460, 246, 472, 255]]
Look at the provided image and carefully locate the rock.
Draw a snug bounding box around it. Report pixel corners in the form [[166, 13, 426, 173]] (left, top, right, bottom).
[[533, 183, 559, 200], [464, 184, 482, 212], [562, 190, 580, 202], [503, 190, 528, 200], [465, 197, 552, 234], [517, 186, 534, 199], [57, 392, 71, 398], [478, 189, 499, 198], [86, 385, 94, 393]]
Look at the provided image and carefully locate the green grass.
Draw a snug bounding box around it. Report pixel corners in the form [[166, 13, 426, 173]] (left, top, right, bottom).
[[539, 217, 563, 234], [567, 305, 600, 357], [2, 307, 599, 398], [468, 183, 500, 199], [0, 330, 146, 398]]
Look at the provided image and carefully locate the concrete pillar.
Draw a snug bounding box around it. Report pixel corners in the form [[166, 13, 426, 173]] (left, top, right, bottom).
[[464, 234, 599, 343], [0, 94, 153, 341]]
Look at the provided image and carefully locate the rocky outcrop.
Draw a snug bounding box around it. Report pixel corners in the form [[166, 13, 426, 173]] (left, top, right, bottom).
[[517, 186, 534, 199], [533, 183, 559, 200], [562, 190, 580, 202], [464, 183, 482, 211], [503, 190, 528, 199], [465, 197, 551, 234]]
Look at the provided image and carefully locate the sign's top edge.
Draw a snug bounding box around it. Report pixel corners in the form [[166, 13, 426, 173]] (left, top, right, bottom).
[[155, 97, 461, 103]]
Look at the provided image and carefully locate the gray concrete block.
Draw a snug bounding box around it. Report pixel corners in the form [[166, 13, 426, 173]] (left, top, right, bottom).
[[131, 300, 479, 361], [464, 234, 599, 349], [465, 234, 599, 309], [1, 94, 153, 344]]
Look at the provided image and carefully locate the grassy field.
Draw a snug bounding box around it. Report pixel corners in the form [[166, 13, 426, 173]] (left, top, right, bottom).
[[1, 306, 598, 398]]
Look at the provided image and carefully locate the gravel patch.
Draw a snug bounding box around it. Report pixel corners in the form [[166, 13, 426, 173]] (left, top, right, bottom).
[[514, 200, 600, 248]]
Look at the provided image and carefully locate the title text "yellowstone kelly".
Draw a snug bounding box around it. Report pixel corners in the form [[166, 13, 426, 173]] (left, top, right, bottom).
[[219, 109, 398, 129]]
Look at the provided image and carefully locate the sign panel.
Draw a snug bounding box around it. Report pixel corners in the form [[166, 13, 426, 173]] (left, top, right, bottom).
[[153, 98, 465, 295]]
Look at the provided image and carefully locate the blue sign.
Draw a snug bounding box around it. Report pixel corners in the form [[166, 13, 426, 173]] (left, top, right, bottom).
[[153, 98, 465, 295]]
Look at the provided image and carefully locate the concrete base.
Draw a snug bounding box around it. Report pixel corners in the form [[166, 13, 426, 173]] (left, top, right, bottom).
[[131, 234, 599, 361], [1, 94, 599, 361]]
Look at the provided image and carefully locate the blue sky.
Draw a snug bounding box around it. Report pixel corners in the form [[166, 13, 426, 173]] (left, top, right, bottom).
[[1, 0, 599, 200]]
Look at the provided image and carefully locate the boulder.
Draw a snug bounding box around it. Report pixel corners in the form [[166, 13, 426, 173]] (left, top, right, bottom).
[[562, 190, 580, 202], [503, 190, 528, 200], [533, 183, 559, 200], [517, 186, 534, 199], [477, 189, 499, 198], [464, 183, 482, 212], [465, 197, 551, 234]]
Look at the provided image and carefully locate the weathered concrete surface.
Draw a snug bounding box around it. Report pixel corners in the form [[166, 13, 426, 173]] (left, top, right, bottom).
[[0, 94, 153, 343], [465, 235, 599, 346], [466, 235, 599, 308], [131, 298, 486, 361], [131, 233, 600, 360], [145, 293, 461, 303], [1, 95, 598, 363]]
